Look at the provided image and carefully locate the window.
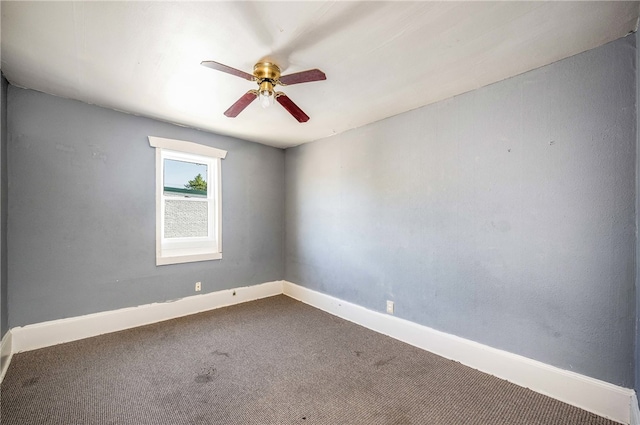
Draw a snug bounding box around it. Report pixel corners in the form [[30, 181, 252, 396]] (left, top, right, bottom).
[[148, 136, 227, 265]]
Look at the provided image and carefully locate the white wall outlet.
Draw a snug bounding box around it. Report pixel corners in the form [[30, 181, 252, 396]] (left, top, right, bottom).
[[195, 282, 201, 292], [386, 300, 394, 314]]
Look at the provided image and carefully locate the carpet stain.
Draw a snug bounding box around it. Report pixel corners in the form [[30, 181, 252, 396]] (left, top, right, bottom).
[[212, 350, 230, 358], [374, 356, 396, 367], [194, 374, 214, 384], [354, 351, 363, 357], [22, 377, 39, 388], [194, 367, 216, 383]]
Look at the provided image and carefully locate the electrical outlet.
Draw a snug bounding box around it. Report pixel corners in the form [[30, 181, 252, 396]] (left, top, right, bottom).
[[386, 300, 394, 314], [195, 282, 201, 292]]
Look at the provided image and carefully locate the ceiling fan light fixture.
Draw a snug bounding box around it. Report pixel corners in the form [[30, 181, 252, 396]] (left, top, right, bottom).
[[258, 80, 275, 109]]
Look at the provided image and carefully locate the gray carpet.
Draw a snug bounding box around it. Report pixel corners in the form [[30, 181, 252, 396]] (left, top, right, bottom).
[[1, 295, 617, 424]]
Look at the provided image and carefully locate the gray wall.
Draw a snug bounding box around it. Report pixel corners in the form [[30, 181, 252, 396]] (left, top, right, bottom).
[[7, 86, 284, 327], [1, 74, 7, 338], [285, 36, 636, 387]]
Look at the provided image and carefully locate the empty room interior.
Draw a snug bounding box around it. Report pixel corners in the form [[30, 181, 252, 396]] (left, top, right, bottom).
[[1, 1, 640, 424]]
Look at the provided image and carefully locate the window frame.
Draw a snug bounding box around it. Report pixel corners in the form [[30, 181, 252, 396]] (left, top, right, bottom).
[[148, 136, 227, 266]]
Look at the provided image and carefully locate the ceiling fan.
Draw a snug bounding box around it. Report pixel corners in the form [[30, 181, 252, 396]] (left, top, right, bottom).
[[201, 60, 326, 122]]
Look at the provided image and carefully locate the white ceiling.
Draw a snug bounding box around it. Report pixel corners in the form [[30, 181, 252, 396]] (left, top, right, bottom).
[[1, 2, 638, 149]]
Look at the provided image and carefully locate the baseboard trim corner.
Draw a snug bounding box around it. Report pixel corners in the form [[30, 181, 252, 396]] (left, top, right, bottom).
[[11, 280, 284, 354], [282, 281, 633, 425], [0, 330, 13, 384], [631, 393, 640, 425]]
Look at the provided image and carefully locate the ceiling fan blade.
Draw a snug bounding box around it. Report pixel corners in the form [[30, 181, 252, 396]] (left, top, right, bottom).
[[201, 61, 255, 81], [224, 91, 258, 117], [278, 69, 326, 86], [276, 94, 310, 123]]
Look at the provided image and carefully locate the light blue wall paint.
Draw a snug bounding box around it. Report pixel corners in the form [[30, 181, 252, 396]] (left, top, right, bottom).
[[285, 36, 636, 387], [7, 86, 285, 327], [1, 74, 7, 338]]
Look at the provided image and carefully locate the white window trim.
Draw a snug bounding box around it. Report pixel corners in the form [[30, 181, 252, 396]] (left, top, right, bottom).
[[148, 136, 227, 266]]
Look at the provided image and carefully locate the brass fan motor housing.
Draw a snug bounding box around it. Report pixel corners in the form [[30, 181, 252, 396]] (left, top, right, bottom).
[[253, 62, 281, 82]]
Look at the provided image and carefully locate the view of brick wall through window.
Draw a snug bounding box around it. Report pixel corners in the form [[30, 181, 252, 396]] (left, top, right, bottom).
[[164, 200, 208, 238]]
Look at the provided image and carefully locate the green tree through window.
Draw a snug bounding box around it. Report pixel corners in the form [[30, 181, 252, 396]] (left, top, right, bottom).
[[185, 173, 207, 192]]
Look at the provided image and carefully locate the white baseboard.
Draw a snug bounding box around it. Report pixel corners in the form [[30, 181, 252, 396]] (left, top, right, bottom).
[[282, 281, 634, 425], [0, 330, 13, 384], [631, 393, 640, 425], [10, 280, 284, 354]]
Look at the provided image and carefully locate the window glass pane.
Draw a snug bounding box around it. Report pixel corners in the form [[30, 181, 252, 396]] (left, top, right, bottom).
[[164, 200, 208, 238], [164, 159, 208, 198]]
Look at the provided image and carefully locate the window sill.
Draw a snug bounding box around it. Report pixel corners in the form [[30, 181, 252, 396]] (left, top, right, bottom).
[[156, 252, 222, 266]]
